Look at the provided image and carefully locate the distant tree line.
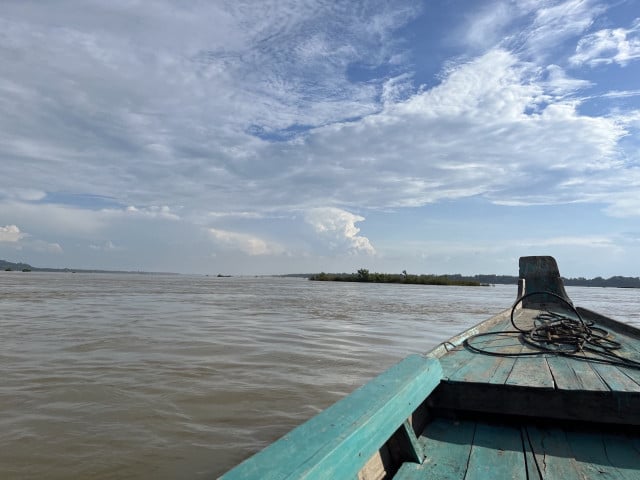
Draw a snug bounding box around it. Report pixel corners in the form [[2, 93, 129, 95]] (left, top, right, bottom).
[[309, 269, 481, 286], [445, 274, 640, 288], [1, 259, 33, 272], [309, 271, 640, 289]]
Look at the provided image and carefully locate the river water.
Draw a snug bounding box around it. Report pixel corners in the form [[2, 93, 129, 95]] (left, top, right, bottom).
[[1, 272, 638, 479]]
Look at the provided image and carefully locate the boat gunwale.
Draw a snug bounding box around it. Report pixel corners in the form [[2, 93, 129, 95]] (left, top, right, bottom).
[[424, 307, 511, 359], [425, 303, 640, 361]]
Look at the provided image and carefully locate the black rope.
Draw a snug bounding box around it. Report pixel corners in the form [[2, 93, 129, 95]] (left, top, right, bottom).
[[463, 290, 640, 370]]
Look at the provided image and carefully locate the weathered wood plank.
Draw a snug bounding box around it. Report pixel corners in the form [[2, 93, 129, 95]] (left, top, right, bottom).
[[220, 355, 442, 480], [589, 363, 640, 393], [447, 348, 511, 384], [525, 425, 583, 479], [566, 354, 610, 391], [426, 310, 512, 359], [442, 320, 520, 383], [600, 433, 640, 480], [521, 426, 542, 480], [616, 366, 640, 389], [545, 355, 577, 390], [400, 418, 640, 480], [564, 430, 627, 479], [546, 354, 608, 391], [465, 422, 526, 480], [505, 355, 555, 389], [395, 417, 475, 480]]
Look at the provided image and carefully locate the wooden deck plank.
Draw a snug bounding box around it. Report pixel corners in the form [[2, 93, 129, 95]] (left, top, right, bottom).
[[545, 354, 609, 391], [602, 334, 640, 362], [438, 319, 516, 381], [567, 355, 610, 391], [505, 355, 555, 389], [447, 346, 513, 385], [599, 433, 640, 480], [525, 425, 584, 479], [395, 418, 476, 480], [617, 366, 640, 388], [564, 430, 628, 479], [465, 422, 526, 480], [589, 363, 640, 393], [545, 356, 577, 390], [399, 417, 640, 480], [427, 310, 512, 359], [437, 346, 476, 378], [521, 427, 542, 480]]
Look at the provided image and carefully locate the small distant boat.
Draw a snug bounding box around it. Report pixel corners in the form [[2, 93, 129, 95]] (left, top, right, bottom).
[[220, 256, 640, 479]]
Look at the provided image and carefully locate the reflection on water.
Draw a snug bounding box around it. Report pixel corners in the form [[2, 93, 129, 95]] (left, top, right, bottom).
[[0, 273, 637, 479]]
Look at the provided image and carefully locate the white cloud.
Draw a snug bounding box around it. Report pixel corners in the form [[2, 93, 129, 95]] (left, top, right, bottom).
[[290, 48, 626, 209], [543, 64, 592, 95], [462, 1, 517, 51], [570, 18, 640, 66], [0, 225, 25, 242], [89, 240, 121, 252], [208, 228, 283, 256], [602, 191, 640, 218], [32, 241, 63, 254], [520, 235, 614, 248], [459, 0, 602, 59], [304, 207, 375, 255], [207, 211, 266, 219], [124, 205, 180, 220], [1, 188, 47, 201], [525, 0, 601, 56], [0, 224, 62, 254], [0, 202, 106, 235]]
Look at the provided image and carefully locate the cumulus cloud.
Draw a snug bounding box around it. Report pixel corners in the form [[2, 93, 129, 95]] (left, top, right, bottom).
[[286, 48, 626, 210], [0, 225, 25, 243], [208, 228, 283, 256], [304, 207, 375, 255], [570, 18, 640, 67], [0, 224, 62, 254]]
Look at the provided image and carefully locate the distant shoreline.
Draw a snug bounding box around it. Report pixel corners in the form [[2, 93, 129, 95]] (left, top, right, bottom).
[[3, 259, 640, 288], [309, 270, 482, 286], [0, 260, 176, 275], [307, 270, 640, 289]]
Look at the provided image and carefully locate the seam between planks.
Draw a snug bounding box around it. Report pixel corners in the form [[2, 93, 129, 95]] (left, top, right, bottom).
[[461, 421, 478, 480]]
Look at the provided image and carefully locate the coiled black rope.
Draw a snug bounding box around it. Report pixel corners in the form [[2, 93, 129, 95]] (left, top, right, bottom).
[[463, 291, 640, 370]]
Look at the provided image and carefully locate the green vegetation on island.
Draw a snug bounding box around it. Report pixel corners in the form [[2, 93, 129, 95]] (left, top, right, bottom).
[[309, 269, 482, 286], [309, 270, 640, 288]]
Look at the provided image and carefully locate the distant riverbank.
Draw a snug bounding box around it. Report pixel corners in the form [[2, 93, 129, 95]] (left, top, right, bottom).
[[309, 269, 482, 286], [308, 269, 640, 288]]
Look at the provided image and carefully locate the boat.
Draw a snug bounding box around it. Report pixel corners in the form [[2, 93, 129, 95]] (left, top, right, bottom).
[[219, 256, 640, 479]]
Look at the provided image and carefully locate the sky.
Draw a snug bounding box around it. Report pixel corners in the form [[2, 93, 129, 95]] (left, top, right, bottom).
[[1, 0, 640, 277]]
